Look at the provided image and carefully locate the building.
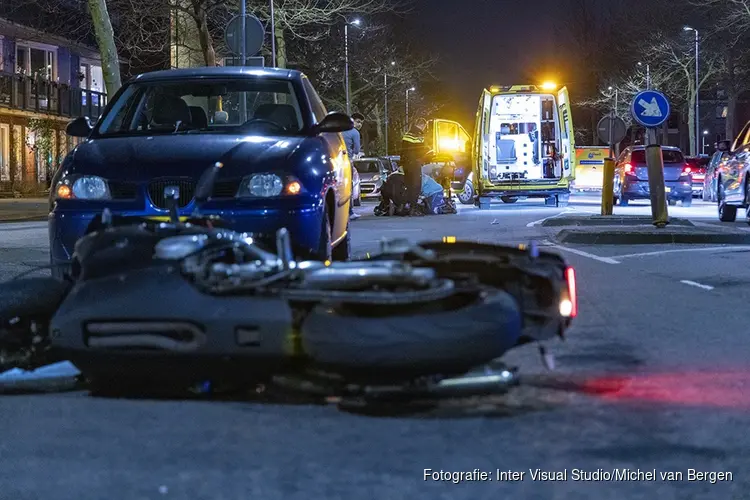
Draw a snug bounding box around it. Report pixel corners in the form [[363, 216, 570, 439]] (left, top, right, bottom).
[[0, 17, 107, 196]]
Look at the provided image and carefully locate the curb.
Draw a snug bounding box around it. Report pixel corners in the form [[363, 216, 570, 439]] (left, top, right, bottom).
[[0, 215, 47, 223], [542, 216, 694, 227], [556, 229, 750, 245]]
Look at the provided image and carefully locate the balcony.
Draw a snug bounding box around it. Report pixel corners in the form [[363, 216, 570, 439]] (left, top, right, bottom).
[[0, 73, 107, 119]]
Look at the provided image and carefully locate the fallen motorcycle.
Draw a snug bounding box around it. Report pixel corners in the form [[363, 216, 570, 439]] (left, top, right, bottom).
[[0, 165, 577, 413]]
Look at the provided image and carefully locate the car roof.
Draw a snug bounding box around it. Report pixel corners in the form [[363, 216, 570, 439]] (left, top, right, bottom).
[[131, 66, 300, 83]]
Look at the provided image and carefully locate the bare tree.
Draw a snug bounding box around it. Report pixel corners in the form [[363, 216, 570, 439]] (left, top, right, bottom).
[[88, 0, 122, 95]]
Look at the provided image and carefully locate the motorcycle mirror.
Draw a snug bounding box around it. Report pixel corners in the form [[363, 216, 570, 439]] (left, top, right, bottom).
[[194, 161, 223, 212]]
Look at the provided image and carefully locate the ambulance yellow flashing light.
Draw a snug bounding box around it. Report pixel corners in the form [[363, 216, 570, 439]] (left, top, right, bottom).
[[488, 83, 560, 93]]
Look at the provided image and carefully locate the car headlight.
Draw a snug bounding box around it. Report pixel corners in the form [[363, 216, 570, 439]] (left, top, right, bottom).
[[372, 175, 380, 182], [55, 175, 111, 200], [237, 173, 303, 198]]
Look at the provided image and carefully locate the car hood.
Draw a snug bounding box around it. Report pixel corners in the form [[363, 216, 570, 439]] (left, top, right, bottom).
[[69, 134, 311, 181]]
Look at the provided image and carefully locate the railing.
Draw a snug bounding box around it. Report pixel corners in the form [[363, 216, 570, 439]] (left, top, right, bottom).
[[0, 73, 107, 119]]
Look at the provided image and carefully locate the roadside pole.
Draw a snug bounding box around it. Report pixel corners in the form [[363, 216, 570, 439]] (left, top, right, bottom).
[[631, 90, 671, 227], [597, 111, 626, 216]]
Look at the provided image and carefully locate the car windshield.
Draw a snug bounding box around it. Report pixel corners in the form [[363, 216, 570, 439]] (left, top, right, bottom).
[[354, 160, 383, 174], [96, 78, 304, 137], [631, 150, 684, 164]]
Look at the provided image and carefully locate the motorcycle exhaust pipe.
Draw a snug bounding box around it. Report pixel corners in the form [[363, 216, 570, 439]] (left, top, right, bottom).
[[427, 368, 518, 398]]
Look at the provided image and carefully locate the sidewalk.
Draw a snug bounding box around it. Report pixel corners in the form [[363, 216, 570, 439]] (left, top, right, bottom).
[[0, 198, 49, 222]]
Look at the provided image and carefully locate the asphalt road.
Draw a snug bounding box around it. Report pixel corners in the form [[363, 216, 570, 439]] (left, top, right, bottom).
[[1, 194, 749, 499]]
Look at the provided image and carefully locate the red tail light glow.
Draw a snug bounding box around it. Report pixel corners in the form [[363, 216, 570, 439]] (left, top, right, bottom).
[[560, 267, 577, 318], [624, 163, 634, 175], [683, 165, 692, 174]]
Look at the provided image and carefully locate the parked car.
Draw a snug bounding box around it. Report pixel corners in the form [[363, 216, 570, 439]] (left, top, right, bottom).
[[613, 146, 693, 207], [50, 67, 355, 278], [352, 167, 361, 206], [685, 155, 710, 197], [703, 150, 728, 203], [353, 157, 393, 199], [716, 119, 750, 222]]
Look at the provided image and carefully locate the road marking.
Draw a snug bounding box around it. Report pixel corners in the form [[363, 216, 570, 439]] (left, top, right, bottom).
[[542, 240, 621, 264], [680, 280, 714, 291], [610, 245, 750, 259], [526, 209, 576, 228]]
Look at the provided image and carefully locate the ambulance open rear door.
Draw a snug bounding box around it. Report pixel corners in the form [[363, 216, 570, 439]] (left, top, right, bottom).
[[557, 86, 576, 184]]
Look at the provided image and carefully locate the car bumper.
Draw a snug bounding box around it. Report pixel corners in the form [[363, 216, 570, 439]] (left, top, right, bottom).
[[622, 180, 692, 200], [360, 183, 382, 197], [49, 198, 324, 264]]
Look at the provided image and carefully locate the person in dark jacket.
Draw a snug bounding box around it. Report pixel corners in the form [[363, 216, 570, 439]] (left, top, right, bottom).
[[400, 118, 430, 215]]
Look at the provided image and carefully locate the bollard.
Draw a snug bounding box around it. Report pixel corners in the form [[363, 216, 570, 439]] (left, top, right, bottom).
[[645, 144, 669, 227], [600, 158, 615, 215]]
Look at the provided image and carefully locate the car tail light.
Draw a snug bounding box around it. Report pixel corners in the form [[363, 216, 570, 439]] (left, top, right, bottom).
[[683, 165, 692, 174], [560, 267, 577, 318], [624, 163, 635, 175]]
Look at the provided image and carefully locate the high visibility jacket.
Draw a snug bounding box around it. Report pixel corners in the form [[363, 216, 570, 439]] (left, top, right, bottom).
[[400, 127, 429, 169]]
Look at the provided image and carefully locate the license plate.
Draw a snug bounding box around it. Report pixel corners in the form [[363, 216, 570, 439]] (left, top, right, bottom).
[[665, 187, 671, 193]]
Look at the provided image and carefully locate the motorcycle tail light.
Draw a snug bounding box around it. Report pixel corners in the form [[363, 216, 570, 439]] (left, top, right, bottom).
[[560, 267, 577, 318]]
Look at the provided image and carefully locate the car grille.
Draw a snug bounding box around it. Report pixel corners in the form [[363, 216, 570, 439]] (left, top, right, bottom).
[[147, 178, 195, 209], [108, 181, 138, 200]]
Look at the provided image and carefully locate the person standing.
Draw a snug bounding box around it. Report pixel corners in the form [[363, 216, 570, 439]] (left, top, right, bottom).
[[341, 112, 365, 220], [400, 118, 430, 215]]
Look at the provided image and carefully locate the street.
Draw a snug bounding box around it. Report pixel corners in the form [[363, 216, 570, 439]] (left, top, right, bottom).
[[1, 194, 749, 499]]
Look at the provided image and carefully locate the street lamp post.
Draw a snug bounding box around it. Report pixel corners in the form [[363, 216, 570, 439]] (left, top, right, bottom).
[[702, 129, 709, 154], [343, 18, 361, 115], [638, 61, 651, 89], [405, 86, 415, 129], [684, 26, 700, 156], [608, 86, 618, 116], [270, 0, 276, 67], [384, 61, 395, 155]]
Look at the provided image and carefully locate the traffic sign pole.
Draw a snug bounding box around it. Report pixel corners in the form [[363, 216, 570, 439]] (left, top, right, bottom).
[[597, 111, 625, 216], [631, 90, 671, 227]]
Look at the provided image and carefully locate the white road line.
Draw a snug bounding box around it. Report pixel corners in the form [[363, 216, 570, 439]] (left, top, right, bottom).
[[526, 209, 576, 228], [542, 240, 621, 264], [610, 245, 750, 259], [680, 280, 714, 291]]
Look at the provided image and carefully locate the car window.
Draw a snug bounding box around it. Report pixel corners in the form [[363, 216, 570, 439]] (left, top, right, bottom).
[[353, 160, 382, 174], [96, 78, 304, 136], [302, 77, 328, 123], [631, 150, 684, 163]]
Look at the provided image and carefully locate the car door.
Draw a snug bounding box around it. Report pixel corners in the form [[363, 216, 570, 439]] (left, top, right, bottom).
[[472, 89, 492, 187], [557, 86, 576, 181], [302, 77, 350, 238], [722, 122, 750, 203]]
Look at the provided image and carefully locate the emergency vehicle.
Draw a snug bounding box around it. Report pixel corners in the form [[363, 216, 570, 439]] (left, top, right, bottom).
[[573, 146, 608, 191], [470, 83, 576, 209]]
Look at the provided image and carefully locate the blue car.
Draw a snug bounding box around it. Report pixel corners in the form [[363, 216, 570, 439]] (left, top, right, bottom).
[[613, 145, 693, 207], [49, 67, 355, 277]]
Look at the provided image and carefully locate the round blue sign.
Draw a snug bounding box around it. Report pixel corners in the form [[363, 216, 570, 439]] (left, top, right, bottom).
[[630, 90, 670, 128]]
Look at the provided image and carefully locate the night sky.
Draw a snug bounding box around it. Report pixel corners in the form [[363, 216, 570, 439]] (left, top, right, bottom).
[[411, 0, 559, 125]]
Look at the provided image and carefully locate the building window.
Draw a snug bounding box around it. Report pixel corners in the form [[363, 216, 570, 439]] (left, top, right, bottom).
[[16, 42, 57, 80], [0, 124, 9, 182]]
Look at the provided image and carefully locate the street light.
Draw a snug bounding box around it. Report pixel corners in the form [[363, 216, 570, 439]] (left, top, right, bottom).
[[405, 86, 415, 129], [684, 26, 700, 156], [384, 60, 395, 155], [702, 129, 709, 154], [344, 18, 362, 115], [637, 61, 651, 89]]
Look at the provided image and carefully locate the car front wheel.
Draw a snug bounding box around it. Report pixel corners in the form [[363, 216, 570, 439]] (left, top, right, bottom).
[[457, 179, 474, 205]]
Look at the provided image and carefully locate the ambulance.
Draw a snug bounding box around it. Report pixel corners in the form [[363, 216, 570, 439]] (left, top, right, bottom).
[[573, 146, 609, 191], [470, 83, 576, 209]]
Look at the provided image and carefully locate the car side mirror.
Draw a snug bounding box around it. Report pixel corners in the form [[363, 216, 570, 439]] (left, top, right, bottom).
[[66, 116, 93, 138], [717, 140, 731, 152], [313, 112, 353, 134]]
